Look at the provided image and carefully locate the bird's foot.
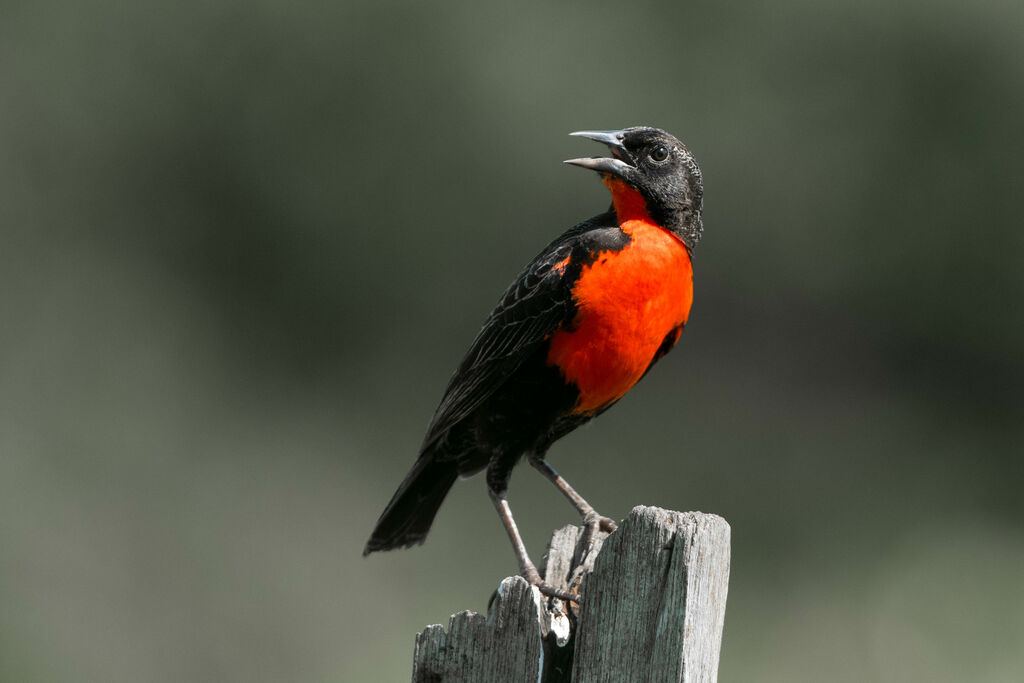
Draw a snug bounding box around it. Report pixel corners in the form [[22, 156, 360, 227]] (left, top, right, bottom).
[[582, 510, 618, 535], [578, 510, 617, 559], [522, 566, 577, 602]]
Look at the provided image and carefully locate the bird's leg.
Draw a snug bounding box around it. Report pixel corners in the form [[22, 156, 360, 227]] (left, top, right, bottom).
[[528, 455, 618, 534], [487, 485, 576, 602]]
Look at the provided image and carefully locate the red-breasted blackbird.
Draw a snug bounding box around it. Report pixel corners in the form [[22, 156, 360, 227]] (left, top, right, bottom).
[[364, 127, 704, 598]]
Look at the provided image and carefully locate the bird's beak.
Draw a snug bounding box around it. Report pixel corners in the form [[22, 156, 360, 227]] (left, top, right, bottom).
[[564, 130, 635, 177]]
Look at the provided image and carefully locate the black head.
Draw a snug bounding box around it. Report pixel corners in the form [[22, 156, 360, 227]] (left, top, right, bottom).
[[565, 126, 703, 250]]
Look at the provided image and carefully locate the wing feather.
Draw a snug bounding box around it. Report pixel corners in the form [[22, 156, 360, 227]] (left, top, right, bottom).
[[420, 213, 616, 452]]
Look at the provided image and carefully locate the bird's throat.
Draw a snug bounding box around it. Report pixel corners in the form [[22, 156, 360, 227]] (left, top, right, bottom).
[[603, 177, 651, 230]]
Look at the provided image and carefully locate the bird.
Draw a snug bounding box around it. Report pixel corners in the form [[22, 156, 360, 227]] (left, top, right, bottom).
[[364, 126, 704, 599]]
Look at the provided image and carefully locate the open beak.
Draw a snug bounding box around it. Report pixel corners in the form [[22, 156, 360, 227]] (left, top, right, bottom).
[[564, 129, 634, 177]]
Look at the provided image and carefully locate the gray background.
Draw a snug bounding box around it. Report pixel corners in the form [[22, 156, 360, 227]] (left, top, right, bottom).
[[2, 0, 1022, 681]]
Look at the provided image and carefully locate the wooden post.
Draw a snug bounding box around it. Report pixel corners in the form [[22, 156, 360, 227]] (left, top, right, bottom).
[[411, 506, 731, 683]]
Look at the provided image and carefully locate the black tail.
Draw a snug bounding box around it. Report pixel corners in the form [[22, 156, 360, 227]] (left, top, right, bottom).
[[363, 457, 459, 556]]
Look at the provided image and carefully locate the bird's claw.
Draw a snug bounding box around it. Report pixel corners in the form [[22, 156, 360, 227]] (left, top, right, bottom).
[[523, 567, 577, 602], [537, 582, 577, 602], [582, 510, 618, 535]]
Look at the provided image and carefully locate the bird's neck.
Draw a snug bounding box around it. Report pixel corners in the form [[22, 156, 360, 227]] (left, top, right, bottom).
[[602, 177, 653, 232]]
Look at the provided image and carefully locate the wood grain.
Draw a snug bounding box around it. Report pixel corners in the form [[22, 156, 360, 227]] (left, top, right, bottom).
[[410, 506, 730, 683]]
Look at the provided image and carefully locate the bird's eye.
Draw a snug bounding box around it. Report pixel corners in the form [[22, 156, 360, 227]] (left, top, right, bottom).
[[650, 146, 669, 162]]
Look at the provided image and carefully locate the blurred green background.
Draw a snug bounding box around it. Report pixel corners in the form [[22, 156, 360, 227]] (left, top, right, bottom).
[[2, 0, 1022, 681]]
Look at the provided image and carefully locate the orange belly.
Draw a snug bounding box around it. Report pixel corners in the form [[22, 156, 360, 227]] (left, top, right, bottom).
[[546, 199, 693, 414]]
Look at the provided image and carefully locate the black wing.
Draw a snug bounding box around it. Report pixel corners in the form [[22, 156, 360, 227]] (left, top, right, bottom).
[[420, 212, 618, 453]]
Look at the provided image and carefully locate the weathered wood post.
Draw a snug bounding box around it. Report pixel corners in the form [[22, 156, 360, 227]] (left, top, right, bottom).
[[412, 506, 730, 682]]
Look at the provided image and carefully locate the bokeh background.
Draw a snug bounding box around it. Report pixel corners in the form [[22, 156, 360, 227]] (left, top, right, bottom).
[[2, 0, 1022, 681]]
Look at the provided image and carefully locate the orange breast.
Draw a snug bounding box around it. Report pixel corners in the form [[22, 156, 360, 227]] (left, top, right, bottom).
[[546, 180, 693, 414]]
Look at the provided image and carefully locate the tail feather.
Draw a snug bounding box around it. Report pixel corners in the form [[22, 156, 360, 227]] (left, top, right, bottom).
[[363, 457, 459, 556]]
